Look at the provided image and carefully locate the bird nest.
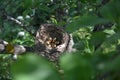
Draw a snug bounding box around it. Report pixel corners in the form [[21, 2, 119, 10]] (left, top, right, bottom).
[[34, 24, 72, 62]]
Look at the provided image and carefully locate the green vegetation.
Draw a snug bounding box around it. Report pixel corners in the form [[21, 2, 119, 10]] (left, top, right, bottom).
[[0, 0, 120, 80]]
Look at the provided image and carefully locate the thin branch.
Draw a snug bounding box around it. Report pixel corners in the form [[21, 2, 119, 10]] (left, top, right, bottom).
[[7, 16, 24, 26], [6, 15, 36, 36]]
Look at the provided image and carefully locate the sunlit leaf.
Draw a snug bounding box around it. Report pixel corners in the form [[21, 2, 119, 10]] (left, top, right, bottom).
[[96, 31, 120, 54], [66, 15, 109, 32]]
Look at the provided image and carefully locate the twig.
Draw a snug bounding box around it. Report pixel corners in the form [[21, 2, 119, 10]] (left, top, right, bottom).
[[7, 16, 24, 26], [6, 15, 35, 36]]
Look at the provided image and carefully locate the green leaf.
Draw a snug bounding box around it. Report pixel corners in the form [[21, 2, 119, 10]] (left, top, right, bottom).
[[100, 0, 120, 23], [96, 31, 120, 54], [11, 54, 61, 80], [66, 15, 109, 32], [74, 41, 85, 51], [103, 31, 120, 46], [80, 0, 97, 3], [60, 53, 94, 80], [22, 0, 32, 9], [105, 55, 120, 72], [38, 5, 51, 12], [90, 31, 107, 49]]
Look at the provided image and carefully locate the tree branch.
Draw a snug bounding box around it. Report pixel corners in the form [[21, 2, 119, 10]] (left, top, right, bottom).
[[1, 11, 35, 37], [7, 16, 24, 26], [6, 15, 36, 36]]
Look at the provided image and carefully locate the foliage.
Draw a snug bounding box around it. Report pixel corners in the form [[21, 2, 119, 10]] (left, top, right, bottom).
[[0, 55, 12, 80], [0, 0, 120, 80], [11, 54, 61, 80]]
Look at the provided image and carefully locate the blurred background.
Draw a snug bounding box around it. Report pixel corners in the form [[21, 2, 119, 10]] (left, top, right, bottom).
[[0, 0, 120, 80]]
